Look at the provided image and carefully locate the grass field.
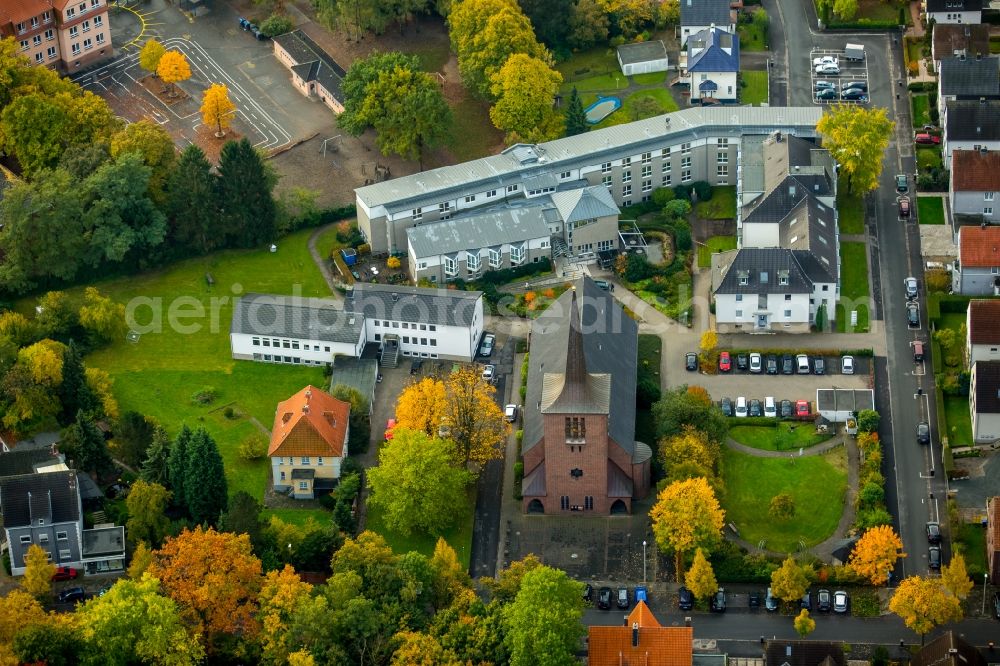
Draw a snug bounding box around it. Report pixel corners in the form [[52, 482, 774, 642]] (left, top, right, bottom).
[[955, 522, 988, 576], [697, 235, 737, 268], [556, 46, 619, 82], [364, 488, 475, 569], [741, 70, 769, 105], [263, 508, 333, 527], [835, 303, 870, 333], [632, 72, 667, 85], [911, 94, 930, 128], [917, 196, 945, 225], [447, 97, 503, 162], [944, 396, 973, 446], [857, 0, 899, 21], [728, 423, 835, 451], [592, 89, 679, 128], [840, 242, 870, 300], [721, 446, 847, 552], [42, 229, 333, 500], [837, 177, 865, 234], [696, 186, 737, 220]]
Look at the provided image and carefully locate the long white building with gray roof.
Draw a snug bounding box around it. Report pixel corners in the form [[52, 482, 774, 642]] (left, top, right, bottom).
[[354, 106, 824, 257]]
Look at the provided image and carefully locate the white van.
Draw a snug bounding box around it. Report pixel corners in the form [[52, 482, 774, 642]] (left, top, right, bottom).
[[796, 354, 811, 374], [764, 396, 776, 418], [736, 397, 748, 417]]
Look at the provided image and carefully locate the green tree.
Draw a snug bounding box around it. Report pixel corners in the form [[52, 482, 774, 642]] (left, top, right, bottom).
[[165, 144, 219, 255], [79, 287, 126, 345], [184, 427, 228, 525], [57, 341, 95, 425], [832, 0, 858, 19], [140, 426, 172, 486], [338, 52, 422, 134], [168, 425, 192, 510], [66, 409, 113, 475], [563, 87, 588, 137], [330, 384, 371, 455], [652, 385, 729, 444], [518, 0, 575, 48], [367, 428, 473, 535], [217, 138, 277, 248], [138, 39, 167, 77], [76, 573, 205, 665], [126, 480, 172, 547], [502, 565, 584, 666], [219, 490, 269, 557], [817, 105, 894, 193], [489, 53, 564, 143], [769, 493, 795, 520], [59, 142, 111, 180], [0, 168, 86, 293], [35, 291, 79, 342], [771, 556, 812, 602], [13, 622, 83, 666], [110, 119, 176, 203], [857, 409, 880, 433], [1, 364, 60, 433], [599, 0, 655, 37], [113, 411, 156, 468], [794, 609, 816, 638], [566, 0, 609, 49], [686, 548, 718, 599]]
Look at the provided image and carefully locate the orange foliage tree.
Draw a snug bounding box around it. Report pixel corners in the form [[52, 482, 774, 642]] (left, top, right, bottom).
[[149, 527, 263, 651], [156, 50, 191, 98], [849, 524, 905, 585], [650, 477, 725, 579], [686, 385, 712, 405]]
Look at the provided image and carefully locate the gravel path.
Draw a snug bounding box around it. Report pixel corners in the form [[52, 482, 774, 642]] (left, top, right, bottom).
[[307, 223, 341, 297]]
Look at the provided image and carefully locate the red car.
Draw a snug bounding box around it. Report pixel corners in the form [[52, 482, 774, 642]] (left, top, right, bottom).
[[384, 419, 397, 441], [914, 133, 940, 145], [52, 567, 78, 581], [718, 352, 731, 372], [795, 400, 811, 418]]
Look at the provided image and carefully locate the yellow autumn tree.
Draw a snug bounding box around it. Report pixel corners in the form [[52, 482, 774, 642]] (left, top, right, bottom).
[[128, 541, 153, 579], [395, 376, 450, 437], [888, 576, 962, 639], [17, 338, 67, 385], [157, 50, 191, 98], [257, 565, 313, 665], [685, 548, 717, 599], [139, 39, 166, 77], [940, 553, 974, 600], [816, 105, 894, 193], [22, 544, 56, 599], [794, 609, 816, 638], [200, 83, 236, 138], [0, 589, 48, 665], [699, 329, 718, 353], [849, 525, 905, 585], [442, 365, 510, 466], [771, 556, 812, 602], [650, 477, 725, 578], [386, 256, 401, 269]]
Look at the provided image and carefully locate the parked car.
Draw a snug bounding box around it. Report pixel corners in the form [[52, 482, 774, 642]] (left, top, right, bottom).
[[721, 397, 734, 417], [904, 277, 918, 299], [926, 522, 942, 544], [736, 353, 749, 372], [765, 587, 778, 612], [899, 196, 911, 218], [841, 80, 868, 92], [796, 354, 811, 374], [817, 589, 832, 612], [678, 586, 694, 610], [928, 546, 942, 570], [719, 351, 732, 372], [766, 354, 778, 375], [781, 354, 794, 375], [749, 591, 761, 608], [749, 399, 763, 417], [815, 63, 841, 75], [764, 396, 777, 418], [616, 587, 630, 610], [801, 590, 812, 610], [813, 55, 839, 66], [482, 365, 496, 382], [52, 567, 78, 581], [479, 333, 495, 357], [796, 400, 811, 418], [97, 582, 115, 597], [896, 174, 908, 193], [749, 353, 763, 373], [914, 133, 941, 145], [736, 397, 748, 418], [814, 80, 836, 90], [583, 583, 594, 602], [813, 357, 826, 375], [815, 88, 838, 100], [635, 586, 648, 603], [686, 352, 698, 372], [917, 421, 930, 445], [710, 588, 727, 613], [833, 590, 849, 613], [841, 88, 868, 101], [841, 355, 855, 375], [780, 400, 793, 418], [598, 587, 613, 610], [906, 302, 920, 327], [384, 418, 397, 440], [504, 404, 518, 422], [58, 587, 86, 604]]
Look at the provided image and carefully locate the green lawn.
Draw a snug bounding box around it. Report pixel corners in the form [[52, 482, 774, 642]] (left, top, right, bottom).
[[954, 522, 988, 577], [263, 508, 333, 527], [943, 396, 973, 446], [408, 41, 451, 73], [911, 94, 930, 129], [697, 235, 737, 268], [991, 36, 1000, 54], [721, 447, 847, 552], [728, 423, 835, 451], [737, 18, 768, 51], [564, 72, 629, 94], [636, 334, 662, 452], [917, 196, 945, 225], [447, 97, 503, 162], [938, 312, 967, 338], [364, 488, 475, 569], [592, 89, 679, 128], [835, 303, 870, 333], [840, 242, 870, 300], [50, 229, 334, 500], [696, 186, 737, 220], [556, 46, 619, 82], [857, 0, 899, 21], [917, 146, 943, 171], [740, 71, 769, 105], [632, 71, 667, 85], [836, 175, 864, 234]]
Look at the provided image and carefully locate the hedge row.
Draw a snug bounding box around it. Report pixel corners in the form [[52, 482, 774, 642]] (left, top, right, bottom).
[[908, 81, 936, 93], [856, 432, 893, 531]]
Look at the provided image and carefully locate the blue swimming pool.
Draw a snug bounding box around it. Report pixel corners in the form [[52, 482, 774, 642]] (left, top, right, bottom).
[[584, 96, 622, 124]]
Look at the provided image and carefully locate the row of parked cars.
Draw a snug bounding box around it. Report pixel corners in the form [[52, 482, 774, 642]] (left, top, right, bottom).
[[586, 584, 647, 610], [679, 586, 849, 614], [814, 79, 868, 102], [686, 352, 856, 376], [721, 397, 811, 419]]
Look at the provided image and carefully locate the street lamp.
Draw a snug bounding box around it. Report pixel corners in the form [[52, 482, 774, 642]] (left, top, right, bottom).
[[642, 541, 647, 584], [983, 572, 989, 616]]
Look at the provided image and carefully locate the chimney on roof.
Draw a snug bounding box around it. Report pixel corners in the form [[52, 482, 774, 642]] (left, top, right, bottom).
[[960, 53, 967, 61], [632, 622, 639, 647], [302, 404, 310, 414]]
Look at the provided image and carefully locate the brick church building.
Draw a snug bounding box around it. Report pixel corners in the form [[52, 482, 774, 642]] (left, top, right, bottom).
[[521, 278, 652, 514]]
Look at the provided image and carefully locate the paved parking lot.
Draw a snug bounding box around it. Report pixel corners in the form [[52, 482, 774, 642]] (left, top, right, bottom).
[[810, 48, 869, 105]]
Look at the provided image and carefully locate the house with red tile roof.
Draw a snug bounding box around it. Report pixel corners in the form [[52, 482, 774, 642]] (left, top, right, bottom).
[[950, 150, 1000, 227], [269, 385, 350, 499], [588, 601, 693, 666], [954, 225, 1000, 295], [966, 300, 1000, 364]]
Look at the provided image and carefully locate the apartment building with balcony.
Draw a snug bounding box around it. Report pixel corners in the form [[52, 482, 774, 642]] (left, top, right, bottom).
[[0, 0, 112, 73]]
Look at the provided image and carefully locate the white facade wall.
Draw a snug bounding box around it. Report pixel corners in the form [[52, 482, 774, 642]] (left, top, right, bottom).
[[364, 298, 483, 362], [691, 71, 739, 101], [973, 410, 1000, 443], [952, 189, 1000, 220], [970, 343, 1000, 365], [714, 292, 812, 330], [927, 10, 981, 24], [230, 331, 364, 365], [408, 236, 551, 283], [620, 57, 669, 76], [955, 266, 1000, 295], [811, 282, 838, 323]]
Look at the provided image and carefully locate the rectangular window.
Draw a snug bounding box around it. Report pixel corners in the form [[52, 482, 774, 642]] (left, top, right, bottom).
[[506, 184, 518, 193], [91, 0, 100, 6], [565, 416, 586, 439], [19, 40, 28, 51], [641, 165, 652, 178], [300, 456, 310, 465], [467, 252, 481, 271], [602, 175, 612, 188], [784, 310, 792, 318], [985, 192, 995, 201], [510, 244, 525, 264], [444, 256, 457, 276], [291, 341, 299, 350], [412, 209, 422, 220], [71, 42, 80, 55], [717, 165, 728, 177], [486, 189, 497, 198], [39, 534, 49, 543], [641, 152, 651, 164], [662, 174, 672, 186], [58, 549, 70, 560], [717, 152, 728, 164], [317, 457, 323, 466], [560, 170, 571, 179], [623, 157, 632, 166], [642, 179, 652, 193], [35, 52, 43, 63], [94, 14, 102, 26], [736, 294, 743, 302], [735, 309, 743, 317], [67, 8, 76, 18], [986, 207, 994, 216], [561, 496, 570, 510], [438, 202, 450, 212], [298, 481, 308, 490], [623, 184, 632, 197], [601, 162, 612, 173], [70, 25, 78, 37], [33, 35, 41, 45], [83, 20, 91, 33], [429, 325, 436, 331], [403, 336, 409, 344], [402, 322, 409, 329], [252, 337, 260, 346], [430, 339, 437, 346], [489, 248, 502, 268], [45, 29, 54, 40], [19, 536, 31, 544], [717, 138, 729, 146], [662, 160, 671, 173], [681, 156, 691, 169], [57, 531, 68, 540], [16, 22, 25, 33], [464, 195, 475, 203], [682, 169, 692, 182], [622, 171, 632, 183], [420, 338, 427, 345], [44, 11, 52, 22], [585, 496, 594, 510], [681, 142, 692, 154]]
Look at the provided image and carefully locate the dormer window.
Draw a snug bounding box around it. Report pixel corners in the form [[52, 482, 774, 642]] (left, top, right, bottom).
[[778, 271, 789, 286]]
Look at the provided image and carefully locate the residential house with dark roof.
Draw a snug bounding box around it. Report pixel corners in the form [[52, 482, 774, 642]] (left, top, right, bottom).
[[521, 278, 651, 515], [0, 470, 125, 576], [937, 56, 1000, 121], [932, 24, 990, 66], [712, 132, 839, 332], [764, 640, 845, 666], [966, 299, 1000, 364], [943, 100, 1000, 167], [988, 496, 1000, 583], [949, 149, 1000, 224], [588, 601, 693, 665], [682, 25, 740, 103], [953, 225, 1000, 295], [269, 386, 350, 499], [912, 633, 986, 666], [680, 0, 736, 45], [0, 446, 63, 478], [272, 30, 346, 113], [970, 359, 1000, 443], [617, 40, 669, 76], [925, 0, 983, 25]]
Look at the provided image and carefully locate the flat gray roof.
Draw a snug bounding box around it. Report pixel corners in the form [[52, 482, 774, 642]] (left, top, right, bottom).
[[617, 40, 667, 65], [231, 293, 365, 344], [329, 356, 378, 409], [82, 526, 125, 558], [345, 283, 482, 328], [816, 389, 875, 412], [407, 205, 550, 259]]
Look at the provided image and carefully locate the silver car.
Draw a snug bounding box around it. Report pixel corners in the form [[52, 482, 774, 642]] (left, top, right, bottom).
[[833, 590, 848, 613], [841, 355, 855, 375], [904, 277, 918, 299], [749, 352, 763, 373]]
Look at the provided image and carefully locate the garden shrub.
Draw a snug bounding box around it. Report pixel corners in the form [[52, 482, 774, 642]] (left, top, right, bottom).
[[857, 481, 885, 511], [851, 589, 882, 617], [709, 541, 779, 583], [636, 377, 662, 408], [259, 14, 294, 37], [855, 507, 893, 531], [223, 406, 236, 419], [692, 181, 713, 201], [652, 187, 676, 206], [925, 268, 951, 293], [673, 183, 692, 201], [190, 386, 218, 405], [239, 433, 268, 460]]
